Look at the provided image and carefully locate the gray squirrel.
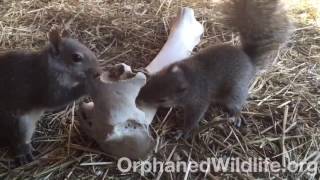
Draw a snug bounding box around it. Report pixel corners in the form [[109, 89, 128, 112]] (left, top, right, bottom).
[[136, 0, 292, 137], [0, 26, 100, 166]]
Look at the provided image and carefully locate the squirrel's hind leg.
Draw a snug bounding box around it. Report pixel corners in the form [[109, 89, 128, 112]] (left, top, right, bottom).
[[182, 102, 210, 138], [221, 88, 248, 128], [10, 110, 43, 166]]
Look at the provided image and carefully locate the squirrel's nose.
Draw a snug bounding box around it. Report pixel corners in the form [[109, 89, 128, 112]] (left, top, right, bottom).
[[135, 97, 143, 107], [93, 70, 101, 79], [87, 67, 102, 79]]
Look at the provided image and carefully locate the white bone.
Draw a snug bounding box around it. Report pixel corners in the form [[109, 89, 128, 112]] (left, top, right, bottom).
[[79, 64, 154, 159], [78, 7, 203, 159], [146, 7, 204, 74], [140, 7, 204, 123]]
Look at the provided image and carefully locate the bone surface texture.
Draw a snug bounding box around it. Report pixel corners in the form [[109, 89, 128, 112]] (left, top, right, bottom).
[[146, 7, 204, 74], [79, 7, 204, 159], [79, 64, 154, 159]]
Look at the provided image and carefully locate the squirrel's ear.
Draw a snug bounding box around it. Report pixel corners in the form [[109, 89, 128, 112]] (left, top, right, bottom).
[[170, 65, 182, 74], [170, 65, 185, 78], [170, 65, 188, 92], [48, 26, 61, 55]]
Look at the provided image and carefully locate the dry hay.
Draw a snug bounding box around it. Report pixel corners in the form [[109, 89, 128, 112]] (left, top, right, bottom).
[[0, 0, 319, 179]]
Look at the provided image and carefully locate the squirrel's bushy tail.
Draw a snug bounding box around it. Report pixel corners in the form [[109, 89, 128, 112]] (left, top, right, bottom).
[[222, 0, 292, 69]]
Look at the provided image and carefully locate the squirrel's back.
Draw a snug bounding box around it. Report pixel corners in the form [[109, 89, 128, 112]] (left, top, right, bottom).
[[222, 0, 292, 69], [0, 51, 47, 111], [0, 27, 100, 111], [182, 44, 254, 93]]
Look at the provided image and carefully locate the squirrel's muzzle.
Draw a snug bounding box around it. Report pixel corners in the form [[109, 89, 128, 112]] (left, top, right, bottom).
[[87, 67, 102, 80]]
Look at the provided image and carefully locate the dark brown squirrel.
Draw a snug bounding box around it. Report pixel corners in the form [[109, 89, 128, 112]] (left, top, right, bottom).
[[0, 26, 101, 166], [136, 0, 292, 137]]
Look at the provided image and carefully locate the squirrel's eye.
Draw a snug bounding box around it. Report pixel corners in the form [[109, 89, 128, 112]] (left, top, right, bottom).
[[158, 98, 167, 103], [176, 86, 187, 94], [71, 53, 83, 63]]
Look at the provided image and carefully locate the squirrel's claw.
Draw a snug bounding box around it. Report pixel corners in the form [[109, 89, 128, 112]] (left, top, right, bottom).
[[13, 152, 34, 167], [228, 115, 246, 128], [172, 129, 184, 140]]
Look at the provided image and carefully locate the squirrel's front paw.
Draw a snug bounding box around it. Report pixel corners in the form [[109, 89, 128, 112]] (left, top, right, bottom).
[[12, 143, 34, 167], [228, 115, 246, 128], [171, 129, 194, 140], [14, 152, 34, 167], [172, 129, 184, 140]]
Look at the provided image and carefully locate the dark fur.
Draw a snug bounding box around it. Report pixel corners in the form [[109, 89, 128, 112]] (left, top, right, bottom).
[[137, 0, 292, 136], [0, 27, 100, 165]]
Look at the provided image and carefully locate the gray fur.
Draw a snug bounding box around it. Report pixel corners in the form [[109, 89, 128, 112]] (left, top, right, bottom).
[[137, 0, 292, 137], [0, 26, 100, 166]]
